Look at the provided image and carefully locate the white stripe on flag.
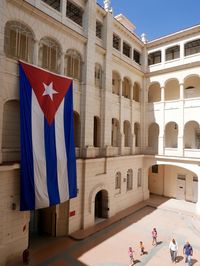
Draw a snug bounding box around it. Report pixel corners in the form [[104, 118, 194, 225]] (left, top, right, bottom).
[[55, 99, 69, 202], [32, 91, 49, 209]]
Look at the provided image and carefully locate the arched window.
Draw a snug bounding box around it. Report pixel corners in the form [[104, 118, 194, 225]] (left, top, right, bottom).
[[115, 172, 121, 190], [112, 71, 120, 95], [127, 169, 133, 191], [39, 37, 61, 73], [4, 21, 34, 62], [65, 49, 82, 80], [111, 118, 120, 147], [165, 122, 178, 148], [184, 121, 199, 149], [134, 123, 140, 147], [95, 63, 102, 88], [165, 79, 179, 101], [148, 83, 161, 103], [122, 77, 131, 99], [94, 116, 101, 147], [2, 100, 20, 162], [124, 120, 131, 147], [133, 82, 140, 102], [74, 111, 81, 148], [148, 123, 159, 154], [184, 75, 200, 99]]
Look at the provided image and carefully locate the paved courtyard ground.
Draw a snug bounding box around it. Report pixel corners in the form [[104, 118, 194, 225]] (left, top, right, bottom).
[[15, 198, 200, 266]]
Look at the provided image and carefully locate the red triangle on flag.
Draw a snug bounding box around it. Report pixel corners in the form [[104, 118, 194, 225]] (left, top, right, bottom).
[[20, 62, 72, 125]]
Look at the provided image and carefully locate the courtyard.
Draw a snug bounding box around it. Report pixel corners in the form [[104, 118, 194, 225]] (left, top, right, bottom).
[[22, 197, 200, 266]]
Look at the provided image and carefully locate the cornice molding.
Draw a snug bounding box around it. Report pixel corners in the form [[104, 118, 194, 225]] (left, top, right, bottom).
[[147, 25, 200, 48], [145, 61, 200, 77]]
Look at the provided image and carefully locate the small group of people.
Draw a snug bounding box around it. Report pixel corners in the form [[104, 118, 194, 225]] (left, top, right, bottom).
[[128, 227, 193, 266], [169, 239, 193, 265], [128, 228, 153, 266], [128, 241, 145, 266]]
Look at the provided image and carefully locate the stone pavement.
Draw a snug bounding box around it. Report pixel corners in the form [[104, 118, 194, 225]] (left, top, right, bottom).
[[10, 196, 200, 266]]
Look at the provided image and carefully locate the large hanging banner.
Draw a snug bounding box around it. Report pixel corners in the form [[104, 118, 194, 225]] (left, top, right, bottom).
[[19, 61, 77, 211]]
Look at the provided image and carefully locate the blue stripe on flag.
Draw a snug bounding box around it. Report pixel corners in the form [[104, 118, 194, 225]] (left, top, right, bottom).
[[64, 83, 77, 198], [19, 64, 35, 210], [44, 120, 60, 205]]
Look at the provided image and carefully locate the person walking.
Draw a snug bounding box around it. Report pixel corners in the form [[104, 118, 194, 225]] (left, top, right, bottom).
[[183, 241, 193, 266], [128, 246, 134, 265], [140, 241, 145, 255], [152, 228, 157, 246], [169, 238, 178, 263]]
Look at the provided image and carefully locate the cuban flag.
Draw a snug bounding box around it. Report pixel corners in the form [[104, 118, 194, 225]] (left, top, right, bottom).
[[19, 61, 77, 211]]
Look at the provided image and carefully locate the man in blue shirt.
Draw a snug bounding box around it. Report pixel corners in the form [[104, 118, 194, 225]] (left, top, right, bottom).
[[183, 241, 193, 266]]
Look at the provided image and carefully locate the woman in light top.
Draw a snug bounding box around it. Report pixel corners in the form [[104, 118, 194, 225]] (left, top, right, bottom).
[[169, 238, 178, 263]]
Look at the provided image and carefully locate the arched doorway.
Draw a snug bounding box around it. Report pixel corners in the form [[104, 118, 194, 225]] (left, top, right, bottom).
[[94, 190, 109, 221], [148, 164, 198, 203]]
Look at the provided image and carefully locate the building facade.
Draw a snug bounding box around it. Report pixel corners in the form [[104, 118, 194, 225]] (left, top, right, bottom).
[[0, 0, 200, 264]]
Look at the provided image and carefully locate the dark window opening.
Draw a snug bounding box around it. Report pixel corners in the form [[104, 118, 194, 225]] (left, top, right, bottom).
[[96, 21, 102, 39], [133, 50, 141, 64], [148, 51, 161, 65], [166, 45, 180, 61], [152, 165, 158, 173], [185, 39, 200, 56], [42, 0, 61, 11], [66, 1, 83, 26], [113, 34, 120, 51], [123, 42, 131, 58]]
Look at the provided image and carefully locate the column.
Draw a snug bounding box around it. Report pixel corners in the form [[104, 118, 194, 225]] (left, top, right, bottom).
[[158, 136, 164, 155], [161, 86, 165, 102], [60, 52, 65, 75], [196, 171, 200, 214], [141, 78, 148, 153], [142, 168, 150, 200], [130, 85, 134, 154], [180, 43, 184, 60], [161, 48, 165, 65], [159, 86, 165, 155], [178, 83, 184, 156], [80, 0, 96, 152], [33, 40, 39, 66], [101, 11, 113, 150], [130, 84, 133, 101], [119, 79, 123, 154], [61, 0, 67, 22], [180, 83, 184, 100]]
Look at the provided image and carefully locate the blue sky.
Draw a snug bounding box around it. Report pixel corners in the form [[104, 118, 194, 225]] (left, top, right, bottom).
[[97, 0, 200, 41]]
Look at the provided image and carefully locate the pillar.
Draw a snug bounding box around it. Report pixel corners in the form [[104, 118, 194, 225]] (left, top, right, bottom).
[[142, 168, 150, 200], [60, 52, 65, 75], [180, 83, 184, 100], [179, 83, 184, 156], [61, 0, 67, 22], [161, 86, 165, 102], [33, 40, 39, 66], [196, 172, 200, 214]]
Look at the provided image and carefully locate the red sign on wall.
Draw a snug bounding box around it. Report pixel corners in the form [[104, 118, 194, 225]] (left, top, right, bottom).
[[69, 210, 76, 217]]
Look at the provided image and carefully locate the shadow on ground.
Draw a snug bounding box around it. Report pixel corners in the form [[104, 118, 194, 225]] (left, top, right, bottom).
[[27, 196, 175, 265]]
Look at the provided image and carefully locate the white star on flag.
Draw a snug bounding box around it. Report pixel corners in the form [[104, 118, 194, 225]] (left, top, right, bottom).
[[42, 82, 58, 100]]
